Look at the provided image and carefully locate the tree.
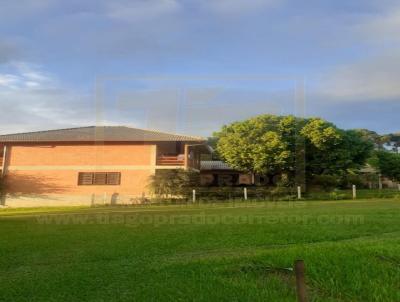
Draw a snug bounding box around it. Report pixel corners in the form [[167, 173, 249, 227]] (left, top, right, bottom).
[[354, 129, 388, 150], [386, 133, 400, 153], [369, 150, 400, 182], [214, 115, 294, 178], [214, 114, 373, 185], [204, 137, 221, 160]]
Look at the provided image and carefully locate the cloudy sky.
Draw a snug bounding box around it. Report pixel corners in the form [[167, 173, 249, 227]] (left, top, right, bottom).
[[0, 0, 399, 136]]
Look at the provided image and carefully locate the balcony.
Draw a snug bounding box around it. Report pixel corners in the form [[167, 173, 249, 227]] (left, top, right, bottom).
[[156, 154, 185, 166]]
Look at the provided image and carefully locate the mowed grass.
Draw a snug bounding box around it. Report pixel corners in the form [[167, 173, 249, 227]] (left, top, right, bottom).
[[1, 199, 400, 301]]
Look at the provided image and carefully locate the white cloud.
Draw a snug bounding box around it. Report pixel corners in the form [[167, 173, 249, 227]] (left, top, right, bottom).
[[0, 62, 94, 134], [0, 74, 21, 89], [316, 4, 400, 101], [318, 51, 400, 100], [355, 7, 400, 46], [0, 62, 54, 89]]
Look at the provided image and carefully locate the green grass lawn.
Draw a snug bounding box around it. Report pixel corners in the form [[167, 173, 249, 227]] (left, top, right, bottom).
[[1, 199, 400, 301]]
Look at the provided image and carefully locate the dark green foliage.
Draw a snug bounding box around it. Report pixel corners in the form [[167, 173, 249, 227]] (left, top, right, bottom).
[[214, 115, 373, 185], [310, 174, 340, 191], [385, 132, 400, 153], [148, 169, 200, 198], [369, 150, 400, 181], [354, 129, 388, 149], [205, 136, 221, 160], [340, 174, 365, 189]]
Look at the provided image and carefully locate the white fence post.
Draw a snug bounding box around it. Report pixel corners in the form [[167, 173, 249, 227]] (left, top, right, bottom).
[[103, 192, 107, 204], [192, 189, 196, 203], [352, 185, 356, 199], [244, 187, 248, 200], [297, 186, 302, 200]]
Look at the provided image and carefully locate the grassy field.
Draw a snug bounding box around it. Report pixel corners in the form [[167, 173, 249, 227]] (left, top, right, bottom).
[[1, 199, 399, 301]]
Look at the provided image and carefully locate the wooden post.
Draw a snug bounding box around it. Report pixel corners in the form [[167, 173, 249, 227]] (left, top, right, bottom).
[[103, 192, 107, 205], [1, 145, 7, 177], [297, 186, 302, 200], [192, 189, 196, 203], [294, 260, 308, 302], [378, 173, 382, 190], [184, 144, 189, 170], [244, 187, 247, 200], [352, 185, 356, 199]]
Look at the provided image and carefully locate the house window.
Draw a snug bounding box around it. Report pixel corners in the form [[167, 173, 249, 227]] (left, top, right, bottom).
[[78, 172, 121, 185]]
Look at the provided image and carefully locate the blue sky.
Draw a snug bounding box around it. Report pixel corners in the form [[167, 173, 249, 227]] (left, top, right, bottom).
[[0, 0, 399, 136]]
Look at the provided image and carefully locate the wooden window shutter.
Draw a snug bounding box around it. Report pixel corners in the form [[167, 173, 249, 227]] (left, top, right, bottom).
[[93, 172, 107, 185], [78, 172, 94, 185], [78, 172, 121, 186], [106, 172, 121, 185]]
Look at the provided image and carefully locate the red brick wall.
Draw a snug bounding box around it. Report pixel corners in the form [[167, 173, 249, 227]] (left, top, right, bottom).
[[4, 142, 156, 199]]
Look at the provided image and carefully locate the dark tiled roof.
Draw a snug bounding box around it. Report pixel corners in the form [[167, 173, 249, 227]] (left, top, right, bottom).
[[0, 126, 205, 143], [200, 160, 234, 171]]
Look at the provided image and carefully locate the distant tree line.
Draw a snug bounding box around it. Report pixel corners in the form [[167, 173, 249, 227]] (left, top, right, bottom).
[[335, 129, 400, 182]]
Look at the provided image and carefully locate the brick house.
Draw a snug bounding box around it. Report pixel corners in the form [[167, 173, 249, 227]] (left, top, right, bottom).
[[0, 126, 209, 207]]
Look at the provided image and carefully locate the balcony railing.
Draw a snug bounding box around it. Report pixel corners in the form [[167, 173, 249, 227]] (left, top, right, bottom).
[[157, 155, 185, 166]]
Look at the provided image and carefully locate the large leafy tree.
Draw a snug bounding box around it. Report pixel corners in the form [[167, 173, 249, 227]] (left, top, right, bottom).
[[214, 115, 373, 184], [214, 115, 294, 176], [369, 150, 400, 181]]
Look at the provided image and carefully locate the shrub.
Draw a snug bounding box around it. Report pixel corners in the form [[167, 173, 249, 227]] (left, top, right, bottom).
[[328, 190, 347, 200], [340, 174, 365, 189], [148, 169, 200, 198], [310, 175, 339, 192]]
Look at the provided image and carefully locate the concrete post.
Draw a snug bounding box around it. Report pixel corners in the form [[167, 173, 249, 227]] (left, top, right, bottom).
[[297, 186, 302, 199], [352, 185, 356, 199], [192, 189, 196, 203], [244, 187, 248, 200]]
